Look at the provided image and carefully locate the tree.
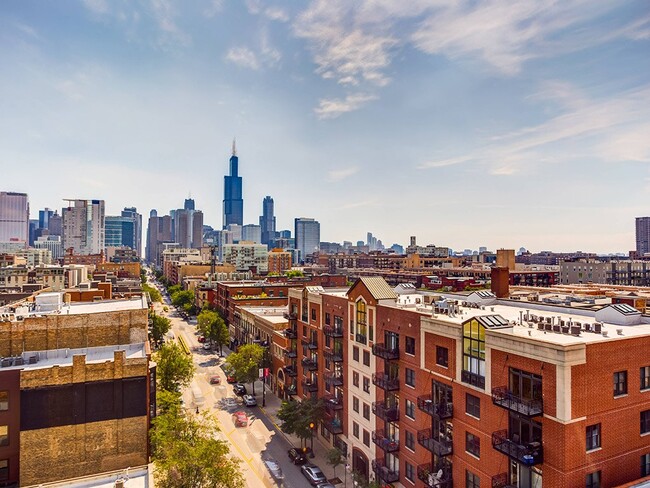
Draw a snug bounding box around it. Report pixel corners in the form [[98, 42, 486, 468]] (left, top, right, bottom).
[[326, 447, 344, 478], [167, 284, 182, 295], [144, 283, 162, 302], [224, 343, 264, 394], [140, 268, 147, 284], [151, 398, 244, 488], [198, 310, 230, 356], [284, 270, 304, 278], [277, 397, 324, 447], [351, 471, 381, 488], [150, 313, 171, 345], [172, 290, 194, 311], [155, 342, 195, 392]]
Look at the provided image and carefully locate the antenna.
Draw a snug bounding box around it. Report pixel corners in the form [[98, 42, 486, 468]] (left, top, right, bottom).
[[232, 138, 237, 156]]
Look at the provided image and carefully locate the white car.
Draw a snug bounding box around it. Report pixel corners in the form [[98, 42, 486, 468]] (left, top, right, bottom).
[[264, 458, 284, 481], [203, 342, 212, 350]]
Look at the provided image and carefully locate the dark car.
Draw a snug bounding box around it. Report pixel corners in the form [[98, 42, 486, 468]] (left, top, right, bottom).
[[233, 383, 247, 396], [287, 448, 308, 465], [301, 464, 327, 486]]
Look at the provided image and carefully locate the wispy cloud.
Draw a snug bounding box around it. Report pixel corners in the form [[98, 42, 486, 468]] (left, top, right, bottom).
[[226, 46, 260, 70], [328, 166, 359, 182], [314, 93, 377, 119], [265, 7, 290, 22], [82, 0, 109, 15], [149, 0, 191, 47], [226, 33, 282, 71], [203, 0, 224, 18]]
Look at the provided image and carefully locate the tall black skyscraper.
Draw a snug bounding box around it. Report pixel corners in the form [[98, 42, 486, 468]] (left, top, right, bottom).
[[223, 140, 243, 229], [259, 196, 276, 246]]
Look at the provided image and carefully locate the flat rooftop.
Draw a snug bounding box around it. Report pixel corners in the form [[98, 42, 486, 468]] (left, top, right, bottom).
[[239, 306, 288, 324], [23, 465, 151, 488], [4, 295, 148, 319]]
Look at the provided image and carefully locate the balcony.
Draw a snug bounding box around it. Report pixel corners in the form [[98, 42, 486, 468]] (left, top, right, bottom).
[[283, 347, 297, 359], [492, 473, 517, 488], [418, 460, 453, 488], [324, 395, 344, 412], [286, 384, 297, 396], [492, 430, 543, 466], [323, 325, 344, 338], [417, 428, 453, 457], [302, 338, 318, 350], [285, 364, 298, 377], [301, 357, 318, 371], [372, 430, 399, 452], [355, 333, 367, 345], [461, 370, 485, 389], [372, 343, 399, 360], [372, 402, 399, 422], [492, 386, 543, 417], [322, 415, 343, 435], [324, 349, 343, 363], [283, 311, 297, 321], [372, 372, 399, 391], [372, 459, 399, 484], [301, 379, 319, 393], [283, 328, 297, 339], [324, 372, 344, 387], [417, 394, 453, 419]]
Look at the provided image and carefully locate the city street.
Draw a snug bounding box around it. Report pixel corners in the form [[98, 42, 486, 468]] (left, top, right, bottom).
[[150, 284, 344, 488]]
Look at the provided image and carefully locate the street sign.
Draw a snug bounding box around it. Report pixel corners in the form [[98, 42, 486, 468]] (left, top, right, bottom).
[[259, 368, 264, 380]]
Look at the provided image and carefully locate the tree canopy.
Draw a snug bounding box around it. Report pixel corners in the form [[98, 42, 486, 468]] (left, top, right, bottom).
[[224, 343, 264, 393], [326, 447, 344, 477], [172, 289, 195, 313], [277, 397, 324, 446], [197, 310, 229, 355], [150, 313, 171, 346], [144, 283, 162, 302], [155, 342, 195, 392]]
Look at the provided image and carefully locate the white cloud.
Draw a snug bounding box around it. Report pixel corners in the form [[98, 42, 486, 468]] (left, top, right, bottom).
[[81, 0, 109, 15], [225, 47, 260, 70], [203, 0, 224, 18], [265, 7, 289, 22], [328, 166, 359, 182], [314, 93, 378, 119], [149, 0, 191, 47]]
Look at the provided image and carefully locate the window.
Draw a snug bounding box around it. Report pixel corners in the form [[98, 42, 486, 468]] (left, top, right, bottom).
[[466, 470, 480, 488], [0, 392, 7, 411], [353, 346, 359, 362], [405, 399, 415, 419], [642, 410, 650, 434], [363, 403, 370, 420], [586, 424, 601, 451], [641, 366, 650, 391], [462, 319, 485, 388], [356, 300, 367, 343], [405, 368, 415, 387], [363, 350, 370, 366], [436, 346, 449, 367], [586, 471, 601, 488], [642, 453, 650, 478], [466, 431, 480, 458], [363, 376, 370, 393], [353, 396, 359, 413], [405, 336, 415, 355], [614, 371, 628, 396], [466, 393, 480, 418], [363, 429, 370, 447], [405, 462, 415, 482], [302, 325, 307, 337], [0, 460, 7, 482], [353, 422, 359, 438], [405, 430, 415, 451], [0, 426, 7, 447], [325, 312, 331, 325], [510, 368, 543, 405], [353, 372, 359, 388]]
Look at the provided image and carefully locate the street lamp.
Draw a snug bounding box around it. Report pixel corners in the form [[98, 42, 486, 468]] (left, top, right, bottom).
[[309, 421, 315, 457]]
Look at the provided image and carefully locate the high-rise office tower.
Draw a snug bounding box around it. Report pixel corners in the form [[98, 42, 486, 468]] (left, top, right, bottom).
[[242, 224, 261, 244], [48, 211, 62, 236], [184, 198, 195, 211], [146, 210, 173, 266], [173, 200, 203, 249], [121, 207, 142, 257], [259, 196, 276, 246], [0, 191, 29, 245], [223, 140, 243, 229], [294, 217, 320, 263], [39, 208, 54, 230], [636, 217, 650, 256], [105, 208, 142, 254], [62, 199, 105, 255]]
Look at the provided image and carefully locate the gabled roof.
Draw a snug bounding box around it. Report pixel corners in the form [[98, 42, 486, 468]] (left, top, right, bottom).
[[348, 276, 398, 301]]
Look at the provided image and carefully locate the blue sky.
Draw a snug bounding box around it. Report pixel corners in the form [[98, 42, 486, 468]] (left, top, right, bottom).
[[1, 0, 649, 253]]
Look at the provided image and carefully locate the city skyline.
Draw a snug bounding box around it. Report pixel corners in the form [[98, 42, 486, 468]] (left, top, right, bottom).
[[1, 1, 649, 253]]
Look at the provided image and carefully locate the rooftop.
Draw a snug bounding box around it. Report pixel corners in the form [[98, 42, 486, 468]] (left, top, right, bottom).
[[2, 295, 148, 319], [23, 465, 152, 488]]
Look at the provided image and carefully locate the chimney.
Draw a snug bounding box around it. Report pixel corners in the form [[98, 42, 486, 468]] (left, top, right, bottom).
[[491, 267, 509, 298]]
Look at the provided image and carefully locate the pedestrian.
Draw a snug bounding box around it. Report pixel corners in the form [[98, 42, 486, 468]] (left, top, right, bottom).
[[196, 406, 199, 414]]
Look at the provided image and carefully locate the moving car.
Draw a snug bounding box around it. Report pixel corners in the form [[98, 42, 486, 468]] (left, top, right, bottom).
[[301, 464, 327, 486], [231, 411, 248, 427], [242, 394, 257, 407], [287, 448, 308, 465], [263, 458, 284, 482], [209, 375, 221, 385], [233, 383, 247, 396]]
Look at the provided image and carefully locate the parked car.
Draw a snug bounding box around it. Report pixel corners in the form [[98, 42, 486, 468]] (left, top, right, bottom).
[[209, 375, 221, 385], [197, 336, 206, 343], [203, 342, 212, 350], [287, 448, 308, 465], [264, 458, 284, 481], [301, 464, 327, 486], [242, 394, 257, 406], [231, 411, 248, 427], [233, 383, 247, 396], [316, 483, 336, 488], [226, 374, 237, 383]]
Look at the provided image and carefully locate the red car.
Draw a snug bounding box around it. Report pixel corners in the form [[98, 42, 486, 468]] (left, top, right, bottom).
[[198, 336, 206, 343], [232, 411, 248, 427]]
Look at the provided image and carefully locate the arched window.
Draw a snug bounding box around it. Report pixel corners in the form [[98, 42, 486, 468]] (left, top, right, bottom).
[[462, 319, 486, 389], [356, 300, 367, 344]]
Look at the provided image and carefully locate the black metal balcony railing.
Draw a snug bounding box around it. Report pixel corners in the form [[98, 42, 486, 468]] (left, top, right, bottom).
[[355, 333, 367, 345], [492, 430, 543, 466], [283, 311, 297, 321], [323, 325, 344, 338], [283, 328, 297, 339], [417, 428, 453, 457], [492, 473, 517, 488], [302, 338, 318, 350], [461, 370, 485, 389], [322, 415, 343, 435], [372, 430, 399, 452], [301, 379, 319, 393], [418, 460, 453, 488], [301, 357, 318, 371], [372, 402, 399, 422], [283, 347, 297, 359], [285, 384, 297, 396], [324, 395, 344, 412], [492, 386, 543, 417], [417, 394, 453, 419], [372, 343, 400, 360], [285, 365, 298, 377], [372, 459, 399, 484], [324, 349, 343, 363], [324, 372, 344, 387], [372, 372, 400, 391]]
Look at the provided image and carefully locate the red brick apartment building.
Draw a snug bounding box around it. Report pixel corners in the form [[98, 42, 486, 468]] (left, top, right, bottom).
[[272, 278, 650, 488]]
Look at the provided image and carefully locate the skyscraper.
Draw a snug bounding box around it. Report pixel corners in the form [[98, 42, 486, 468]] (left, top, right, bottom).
[[223, 140, 243, 229], [121, 207, 143, 257], [146, 209, 173, 266], [294, 217, 320, 263], [173, 199, 203, 249], [62, 199, 105, 255], [259, 196, 276, 246], [636, 217, 650, 256], [0, 191, 29, 245], [39, 208, 54, 230]]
